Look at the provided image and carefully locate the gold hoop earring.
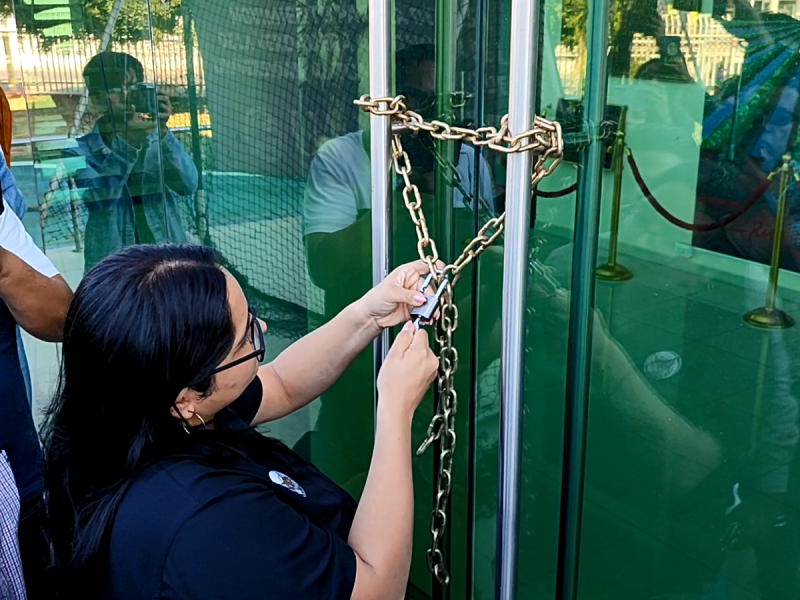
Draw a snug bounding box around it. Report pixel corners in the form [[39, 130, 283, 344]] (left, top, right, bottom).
[[174, 407, 191, 435], [190, 411, 207, 429]]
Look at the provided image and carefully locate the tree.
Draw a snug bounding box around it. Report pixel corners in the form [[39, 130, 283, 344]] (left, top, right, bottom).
[[560, 0, 587, 50], [559, 0, 660, 77], [13, 0, 182, 47]]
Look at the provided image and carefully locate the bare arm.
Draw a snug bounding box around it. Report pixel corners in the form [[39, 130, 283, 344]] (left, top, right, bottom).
[[253, 261, 432, 425], [598, 329, 722, 492], [254, 299, 380, 423], [349, 325, 437, 599], [0, 246, 72, 341], [349, 406, 414, 599], [535, 287, 721, 492]]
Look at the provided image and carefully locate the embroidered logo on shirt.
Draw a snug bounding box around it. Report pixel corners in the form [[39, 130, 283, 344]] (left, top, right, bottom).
[[269, 470, 306, 497]]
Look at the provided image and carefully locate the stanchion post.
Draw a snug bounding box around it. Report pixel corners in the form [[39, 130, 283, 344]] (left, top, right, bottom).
[[596, 106, 632, 282], [744, 153, 795, 329]]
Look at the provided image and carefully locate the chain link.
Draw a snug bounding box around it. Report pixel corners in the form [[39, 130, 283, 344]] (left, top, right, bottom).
[[357, 94, 564, 586], [357, 94, 564, 186]]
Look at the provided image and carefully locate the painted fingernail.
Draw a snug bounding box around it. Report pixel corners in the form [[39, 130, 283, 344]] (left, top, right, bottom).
[[414, 294, 427, 304]]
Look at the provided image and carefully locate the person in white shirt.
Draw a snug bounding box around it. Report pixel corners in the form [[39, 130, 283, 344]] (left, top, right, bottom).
[[0, 196, 72, 598], [303, 43, 495, 308], [298, 44, 495, 484]]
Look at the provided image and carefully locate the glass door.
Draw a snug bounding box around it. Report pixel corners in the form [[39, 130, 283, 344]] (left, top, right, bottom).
[[377, 0, 483, 596], [381, 0, 800, 598], [375, 0, 584, 596], [468, 0, 596, 597], [470, 0, 800, 599], [562, 1, 800, 599]]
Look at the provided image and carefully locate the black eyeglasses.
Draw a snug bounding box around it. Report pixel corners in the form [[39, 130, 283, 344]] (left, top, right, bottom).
[[210, 306, 265, 375]]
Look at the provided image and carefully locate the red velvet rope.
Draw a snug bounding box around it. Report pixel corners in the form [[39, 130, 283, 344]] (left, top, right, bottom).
[[534, 183, 578, 198], [626, 151, 772, 233]]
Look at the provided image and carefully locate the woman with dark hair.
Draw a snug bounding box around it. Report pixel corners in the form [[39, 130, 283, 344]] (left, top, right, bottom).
[[42, 244, 439, 599]]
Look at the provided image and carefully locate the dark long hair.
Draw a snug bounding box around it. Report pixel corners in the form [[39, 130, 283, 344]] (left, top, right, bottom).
[[42, 244, 237, 592]]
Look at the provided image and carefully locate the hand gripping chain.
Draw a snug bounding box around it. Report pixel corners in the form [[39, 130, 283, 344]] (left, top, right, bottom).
[[356, 94, 564, 586]]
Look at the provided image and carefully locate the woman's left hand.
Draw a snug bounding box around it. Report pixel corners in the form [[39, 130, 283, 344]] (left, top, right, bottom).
[[360, 260, 443, 330]]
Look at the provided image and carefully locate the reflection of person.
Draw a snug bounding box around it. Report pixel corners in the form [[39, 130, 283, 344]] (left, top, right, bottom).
[[472, 274, 725, 599], [608, 0, 663, 78], [4, 166, 33, 405], [65, 52, 198, 272], [634, 39, 694, 84], [302, 43, 495, 473], [43, 244, 439, 598], [304, 43, 494, 307], [0, 197, 72, 598]]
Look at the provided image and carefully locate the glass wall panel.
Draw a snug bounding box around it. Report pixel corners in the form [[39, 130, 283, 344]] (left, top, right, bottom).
[[525, 1, 800, 599], [470, 0, 588, 598], [576, 1, 800, 598], [11, 0, 376, 492], [10, 1, 373, 475], [9, 0, 470, 596]]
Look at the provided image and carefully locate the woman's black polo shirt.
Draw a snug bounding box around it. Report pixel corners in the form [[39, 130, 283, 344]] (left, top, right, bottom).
[[104, 378, 358, 599]]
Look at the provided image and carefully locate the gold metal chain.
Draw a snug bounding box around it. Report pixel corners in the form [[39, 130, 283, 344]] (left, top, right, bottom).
[[356, 94, 564, 586]]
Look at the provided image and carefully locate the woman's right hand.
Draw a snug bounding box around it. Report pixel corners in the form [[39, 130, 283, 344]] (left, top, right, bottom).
[[377, 322, 439, 420]]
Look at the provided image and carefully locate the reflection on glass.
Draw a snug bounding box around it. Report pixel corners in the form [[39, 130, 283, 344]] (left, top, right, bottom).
[[515, 1, 800, 599], [467, 0, 800, 598], [304, 34, 496, 593], [11, 0, 800, 596], [63, 51, 197, 272], [8, 1, 172, 415]]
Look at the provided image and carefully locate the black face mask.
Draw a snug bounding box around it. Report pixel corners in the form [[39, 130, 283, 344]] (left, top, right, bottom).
[[403, 132, 435, 175], [398, 87, 471, 177], [402, 86, 436, 118]]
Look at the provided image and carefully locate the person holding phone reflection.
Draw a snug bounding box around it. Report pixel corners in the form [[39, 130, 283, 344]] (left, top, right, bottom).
[[63, 51, 198, 273], [302, 44, 496, 484]]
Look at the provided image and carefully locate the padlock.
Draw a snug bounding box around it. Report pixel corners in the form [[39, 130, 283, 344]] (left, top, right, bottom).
[[411, 272, 448, 329]]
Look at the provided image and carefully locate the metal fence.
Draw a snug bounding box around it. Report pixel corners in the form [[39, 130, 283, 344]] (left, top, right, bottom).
[[1, 26, 204, 94]]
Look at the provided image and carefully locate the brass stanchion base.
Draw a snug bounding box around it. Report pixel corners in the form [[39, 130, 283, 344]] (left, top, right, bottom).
[[744, 307, 795, 329], [596, 263, 633, 281]]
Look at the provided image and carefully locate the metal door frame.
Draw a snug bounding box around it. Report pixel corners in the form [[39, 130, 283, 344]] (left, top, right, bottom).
[[366, 0, 611, 598], [495, 1, 540, 598], [365, 0, 545, 597], [557, 1, 612, 599], [367, 0, 393, 408]]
